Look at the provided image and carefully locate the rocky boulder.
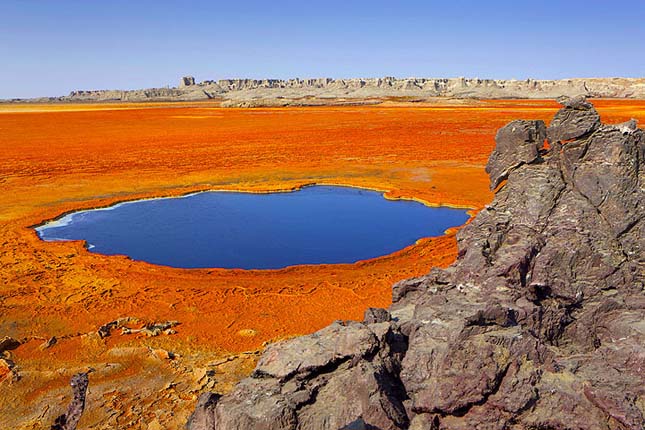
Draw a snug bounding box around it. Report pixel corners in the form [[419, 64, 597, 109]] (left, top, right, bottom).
[[188, 97, 644, 430], [180, 76, 196, 88]]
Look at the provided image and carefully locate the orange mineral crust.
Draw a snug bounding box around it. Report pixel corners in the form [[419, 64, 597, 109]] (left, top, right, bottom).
[[1, 99, 644, 428]]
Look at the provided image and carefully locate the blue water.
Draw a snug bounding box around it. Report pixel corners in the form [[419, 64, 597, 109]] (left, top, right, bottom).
[[35, 186, 469, 270]]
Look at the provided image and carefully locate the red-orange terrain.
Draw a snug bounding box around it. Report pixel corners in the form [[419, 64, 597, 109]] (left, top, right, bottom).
[[1, 99, 643, 429]]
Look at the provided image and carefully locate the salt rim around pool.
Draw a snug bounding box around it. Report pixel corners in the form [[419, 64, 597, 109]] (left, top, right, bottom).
[[34, 185, 472, 270]]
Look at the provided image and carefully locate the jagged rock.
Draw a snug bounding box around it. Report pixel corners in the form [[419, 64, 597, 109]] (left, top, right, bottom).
[[97, 316, 141, 338], [0, 357, 18, 383], [51, 372, 90, 430], [97, 317, 179, 338], [548, 95, 601, 143], [186, 393, 221, 430], [188, 98, 644, 430], [0, 337, 21, 383], [180, 76, 196, 87], [485, 119, 546, 189], [0, 336, 21, 353], [363, 307, 391, 324], [252, 321, 381, 381], [556, 94, 594, 109], [121, 320, 180, 337], [39, 336, 57, 350], [189, 321, 408, 430]]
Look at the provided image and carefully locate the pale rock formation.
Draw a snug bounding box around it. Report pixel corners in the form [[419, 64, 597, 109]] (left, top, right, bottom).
[[7, 77, 645, 104]]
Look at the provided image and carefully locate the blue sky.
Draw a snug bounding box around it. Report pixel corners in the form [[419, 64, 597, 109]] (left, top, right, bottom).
[[1, 0, 644, 98]]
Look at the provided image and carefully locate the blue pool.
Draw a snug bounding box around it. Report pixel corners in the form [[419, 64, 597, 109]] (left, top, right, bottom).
[[35, 186, 469, 269]]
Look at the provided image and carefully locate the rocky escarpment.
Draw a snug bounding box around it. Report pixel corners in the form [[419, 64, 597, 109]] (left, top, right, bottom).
[[187, 97, 645, 430], [7, 77, 645, 104]]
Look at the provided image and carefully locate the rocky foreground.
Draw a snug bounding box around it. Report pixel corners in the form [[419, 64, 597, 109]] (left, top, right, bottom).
[[9, 77, 645, 105], [187, 97, 644, 429]]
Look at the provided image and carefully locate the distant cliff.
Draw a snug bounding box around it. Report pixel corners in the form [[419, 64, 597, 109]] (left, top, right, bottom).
[[8, 77, 645, 104]]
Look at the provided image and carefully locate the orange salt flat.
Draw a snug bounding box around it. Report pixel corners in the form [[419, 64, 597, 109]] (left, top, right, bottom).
[[1, 98, 643, 427]]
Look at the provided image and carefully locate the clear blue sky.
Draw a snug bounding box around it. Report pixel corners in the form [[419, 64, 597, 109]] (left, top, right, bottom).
[[1, 0, 644, 98]]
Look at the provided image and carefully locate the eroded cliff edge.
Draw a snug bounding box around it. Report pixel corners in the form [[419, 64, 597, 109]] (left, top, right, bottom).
[[8, 77, 645, 104], [187, 97, 644, 430]]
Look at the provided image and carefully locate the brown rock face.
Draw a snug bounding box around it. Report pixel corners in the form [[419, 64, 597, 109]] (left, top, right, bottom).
[[485, 119, 546, 190], [187, 98, 645, 430]]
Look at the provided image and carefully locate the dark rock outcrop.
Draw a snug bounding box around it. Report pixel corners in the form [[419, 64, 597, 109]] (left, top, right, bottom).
[[180, 76, 196, 88], [485, 119, 546, 189], [51, 372, 90, 430], [188, 98, 644, 430], [0, 336, 21, 353]]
